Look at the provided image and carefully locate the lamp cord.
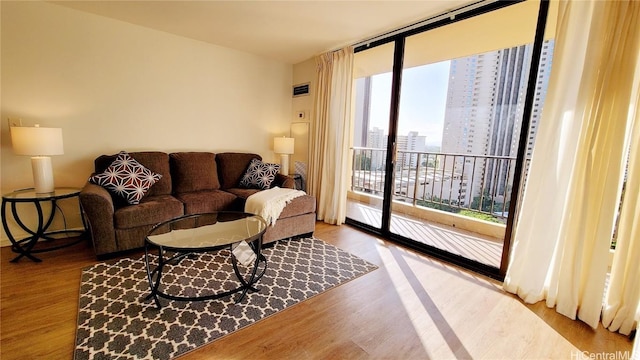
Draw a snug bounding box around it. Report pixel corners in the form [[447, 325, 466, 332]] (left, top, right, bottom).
[[54, 202, 69, 232]]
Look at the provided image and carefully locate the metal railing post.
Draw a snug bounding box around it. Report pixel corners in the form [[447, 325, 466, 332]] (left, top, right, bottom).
[[412, 153, 421, 206], [351, 149, 357, 191]]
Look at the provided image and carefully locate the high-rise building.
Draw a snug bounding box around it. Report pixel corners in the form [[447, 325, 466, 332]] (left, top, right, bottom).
[[397, 131, 427, 167], [527, 40, 554, 159], [367, 127, 387, 170], [442, 53, 496, 157], [442, 40, 554, 206], [353, 77, 372, 148]]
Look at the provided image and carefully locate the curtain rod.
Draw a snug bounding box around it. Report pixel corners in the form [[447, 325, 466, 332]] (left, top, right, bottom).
[[352, 0, 498, 49]]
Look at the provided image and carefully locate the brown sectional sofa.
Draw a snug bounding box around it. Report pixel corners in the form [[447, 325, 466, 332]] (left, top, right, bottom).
[[79, 151, 316, 258]]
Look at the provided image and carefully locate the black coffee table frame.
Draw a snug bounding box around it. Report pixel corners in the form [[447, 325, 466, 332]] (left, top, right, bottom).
[[144, 212, 267, 309]]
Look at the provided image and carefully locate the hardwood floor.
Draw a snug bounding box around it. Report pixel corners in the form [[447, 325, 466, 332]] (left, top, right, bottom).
[[1, 222, 633, 359]]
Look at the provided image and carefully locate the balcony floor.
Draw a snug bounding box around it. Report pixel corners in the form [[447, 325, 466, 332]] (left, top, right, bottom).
[[347, 199, 504, 268]]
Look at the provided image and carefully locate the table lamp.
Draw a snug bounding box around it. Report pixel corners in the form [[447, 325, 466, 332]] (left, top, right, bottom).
[[273, 137, 294, 176], [10, 124, 64, 194]]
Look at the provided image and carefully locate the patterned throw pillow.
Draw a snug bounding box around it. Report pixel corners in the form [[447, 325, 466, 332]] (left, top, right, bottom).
[[239, 158, 280, 190], [89, 151, 162, 205]]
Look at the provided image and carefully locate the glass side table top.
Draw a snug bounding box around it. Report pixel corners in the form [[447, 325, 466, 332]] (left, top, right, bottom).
[[2, 187, 81, 201], [147, 212, 267, 250]]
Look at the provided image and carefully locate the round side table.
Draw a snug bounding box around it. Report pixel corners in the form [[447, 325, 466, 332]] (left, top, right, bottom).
[[1, 187, 86, 263]]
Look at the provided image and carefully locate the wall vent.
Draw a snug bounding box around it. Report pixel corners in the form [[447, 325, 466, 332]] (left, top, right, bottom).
[[293, 83, 310, 97]]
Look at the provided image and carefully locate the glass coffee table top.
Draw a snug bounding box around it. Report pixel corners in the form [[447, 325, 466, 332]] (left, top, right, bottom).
[[147, 212, 267, 250], [144, 212, 268, 308]]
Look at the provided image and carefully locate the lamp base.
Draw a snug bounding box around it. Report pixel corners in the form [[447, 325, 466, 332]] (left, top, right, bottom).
[[279, 154, 290, 176], [31, 156, 55, 194]]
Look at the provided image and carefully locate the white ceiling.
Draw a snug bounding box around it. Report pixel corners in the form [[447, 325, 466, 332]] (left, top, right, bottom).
[[52, 1, 476, 64]]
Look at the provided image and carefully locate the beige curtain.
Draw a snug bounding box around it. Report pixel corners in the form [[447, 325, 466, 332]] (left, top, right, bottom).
[[504, 0, 640, 333], [308, 47, 354, 225], [602, 73, 640, 335]]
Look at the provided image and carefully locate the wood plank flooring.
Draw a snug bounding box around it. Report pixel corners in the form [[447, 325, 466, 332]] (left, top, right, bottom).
[[1, 222, 634, 359]]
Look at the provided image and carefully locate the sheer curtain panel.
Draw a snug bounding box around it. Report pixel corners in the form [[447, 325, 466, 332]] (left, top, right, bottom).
[[308, 47, 354, 225], [504, 0, 640, 333], [602, 69, 640, 335]]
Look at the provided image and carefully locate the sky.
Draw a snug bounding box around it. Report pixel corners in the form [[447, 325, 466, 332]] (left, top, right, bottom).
[[368, 60, 451, 147]]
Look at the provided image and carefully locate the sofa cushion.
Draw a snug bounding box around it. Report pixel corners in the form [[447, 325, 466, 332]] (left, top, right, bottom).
[[225, 187, 261, 200], [174, 190, 237, 215], [170, 152, 220, 193], [89, 151, 162, 205], [114, 194, 183, 229], [95, 151, 172, 197], [216, 152, 261, 189], [239, 158, 280, 190]]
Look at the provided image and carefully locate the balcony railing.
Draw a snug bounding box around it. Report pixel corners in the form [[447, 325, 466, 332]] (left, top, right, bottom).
[[351, 147, 523, 223]]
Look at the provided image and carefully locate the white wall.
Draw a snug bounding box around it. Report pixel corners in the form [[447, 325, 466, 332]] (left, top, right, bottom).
[[1, 1, 293, 243], [290, 58, 315, 177]]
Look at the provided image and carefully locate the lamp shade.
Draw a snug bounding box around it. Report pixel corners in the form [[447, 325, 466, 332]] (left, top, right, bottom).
[[274, 137, 294, 155], [11, 125, 64, 156]]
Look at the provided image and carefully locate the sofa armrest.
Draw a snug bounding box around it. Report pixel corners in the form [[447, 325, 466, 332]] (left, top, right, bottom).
[[79, 182, 117, 257], [274, 174, 295, 189]]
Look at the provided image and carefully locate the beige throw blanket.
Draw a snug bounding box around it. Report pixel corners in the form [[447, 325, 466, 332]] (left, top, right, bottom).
[[245, 187, 306, 226]]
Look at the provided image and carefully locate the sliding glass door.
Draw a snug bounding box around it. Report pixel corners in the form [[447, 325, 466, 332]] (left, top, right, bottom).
[[348, 42, 395, 232], [346, 0, 556, 277]]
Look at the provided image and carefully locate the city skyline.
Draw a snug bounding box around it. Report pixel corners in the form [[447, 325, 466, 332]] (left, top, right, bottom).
[[367, 60, 450, 147], [360, 40, 554, 156], [353, 39, 555, 209]]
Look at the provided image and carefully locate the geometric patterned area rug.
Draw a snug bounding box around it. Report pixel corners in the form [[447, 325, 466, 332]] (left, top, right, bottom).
[[74, 237, 378, 359]]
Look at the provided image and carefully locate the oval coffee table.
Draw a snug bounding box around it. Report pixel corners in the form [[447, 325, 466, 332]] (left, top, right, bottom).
[[144, 212, 267, 309]]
